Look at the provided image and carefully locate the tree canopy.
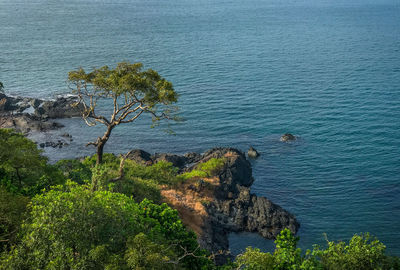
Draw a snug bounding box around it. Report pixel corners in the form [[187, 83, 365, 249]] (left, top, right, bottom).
[[68, 62, 179, 165], [1, 182, 210, 270], [0, 129, 64, 195]]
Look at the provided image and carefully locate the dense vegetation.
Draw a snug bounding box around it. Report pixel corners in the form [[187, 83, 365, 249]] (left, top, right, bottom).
[[1, 129, 399, 269]]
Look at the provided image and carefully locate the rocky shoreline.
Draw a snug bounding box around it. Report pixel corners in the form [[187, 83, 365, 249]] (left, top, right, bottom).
[[127, 147, 300, 264], [0, 93, 82, 133]]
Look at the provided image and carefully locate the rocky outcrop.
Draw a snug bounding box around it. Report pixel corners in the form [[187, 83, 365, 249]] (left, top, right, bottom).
[[126, 149, 153, 165], [0, 113, 64, 133], [152, 153, 187, 169], [160, 147, 299, 265], [0, 93, 82, 133], [35, 96, 82, 118]]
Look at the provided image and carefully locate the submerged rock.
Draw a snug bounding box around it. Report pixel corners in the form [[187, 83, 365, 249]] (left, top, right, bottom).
[[247, 146, 260, 158], [280, 133, 296, 142]]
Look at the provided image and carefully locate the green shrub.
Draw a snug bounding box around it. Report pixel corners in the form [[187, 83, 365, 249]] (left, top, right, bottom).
[[113, 177, 161, 203], [234, 229, 399, 270], [236, 247, 275, 270], [313, 233, 389, 270], [56, 159, 92, 184], [181, 169, 208, 180], [124, 160, 180, 185], [0, 182, 210, 270], [0, 188, 29, 253], [0, 129, 65, 196]]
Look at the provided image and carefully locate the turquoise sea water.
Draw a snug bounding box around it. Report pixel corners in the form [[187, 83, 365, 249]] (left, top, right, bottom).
[[1, 0, 400, 255]]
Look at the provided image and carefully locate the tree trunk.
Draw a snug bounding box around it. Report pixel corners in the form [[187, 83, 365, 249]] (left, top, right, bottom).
[[96, 141, 105, 165], [96, 125, 114, 165]]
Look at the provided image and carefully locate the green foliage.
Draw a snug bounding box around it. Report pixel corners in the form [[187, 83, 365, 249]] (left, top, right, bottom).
[[68, 62, 178, 109], [182, 169, 208, 180], [273, 228, 303, 269], [234, 229, 399, 270], [124, 159, 181, 185], [55, 159, 92, 184], [76, 155, 181, 203], [313, 233, 390, 270], [0, 188, 29, 253], [113, 176, 162, 203], [125, 233, 172, 270], [0, 129, 65, 195], [1, 182, 210, 269], [236, 247, 275, 270], [182, 158, 226, 180], [197, 158, 226, 176]]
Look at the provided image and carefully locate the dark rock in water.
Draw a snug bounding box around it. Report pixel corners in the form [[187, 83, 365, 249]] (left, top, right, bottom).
[[126, 149, 153, 165], [280, 133, 296, 142], [61, 133, 73, 141], [248, 146, 260, 158], [39, 140, 69, 149], [152, 153, 187, 168]]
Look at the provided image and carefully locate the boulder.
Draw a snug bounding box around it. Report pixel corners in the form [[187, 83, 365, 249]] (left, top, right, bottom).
[[152, 153, 187, 168], [247, 146, 260, 158], [280, 133, 296, 142], [126, 149, 153, 165]]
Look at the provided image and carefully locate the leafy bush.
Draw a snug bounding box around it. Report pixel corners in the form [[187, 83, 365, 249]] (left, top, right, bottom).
[[55, 159, 92, 184], [113, 177, 162, 203], [0, 188, 29, 253], [124, 159, 181, 185], [236, 247, 275, 270], [234, 229, 398, 270], [0, 182, 210, 269], [313, 233, 390, 270], [0, 129, 65, 196]]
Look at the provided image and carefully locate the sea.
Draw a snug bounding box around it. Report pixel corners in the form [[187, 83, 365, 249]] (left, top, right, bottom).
[[1, 0, 399, 256]]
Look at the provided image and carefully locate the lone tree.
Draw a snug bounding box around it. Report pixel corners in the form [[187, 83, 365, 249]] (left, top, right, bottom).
[[68, 62, 178, 165]]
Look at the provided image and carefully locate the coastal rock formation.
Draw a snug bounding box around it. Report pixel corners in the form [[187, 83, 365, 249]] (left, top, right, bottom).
[[160, 147, 300, 264], [0, 113, 64, 133], [35, 96, 82, 118], [280, 133, 296, 142], [0, 93, 82, 133]]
